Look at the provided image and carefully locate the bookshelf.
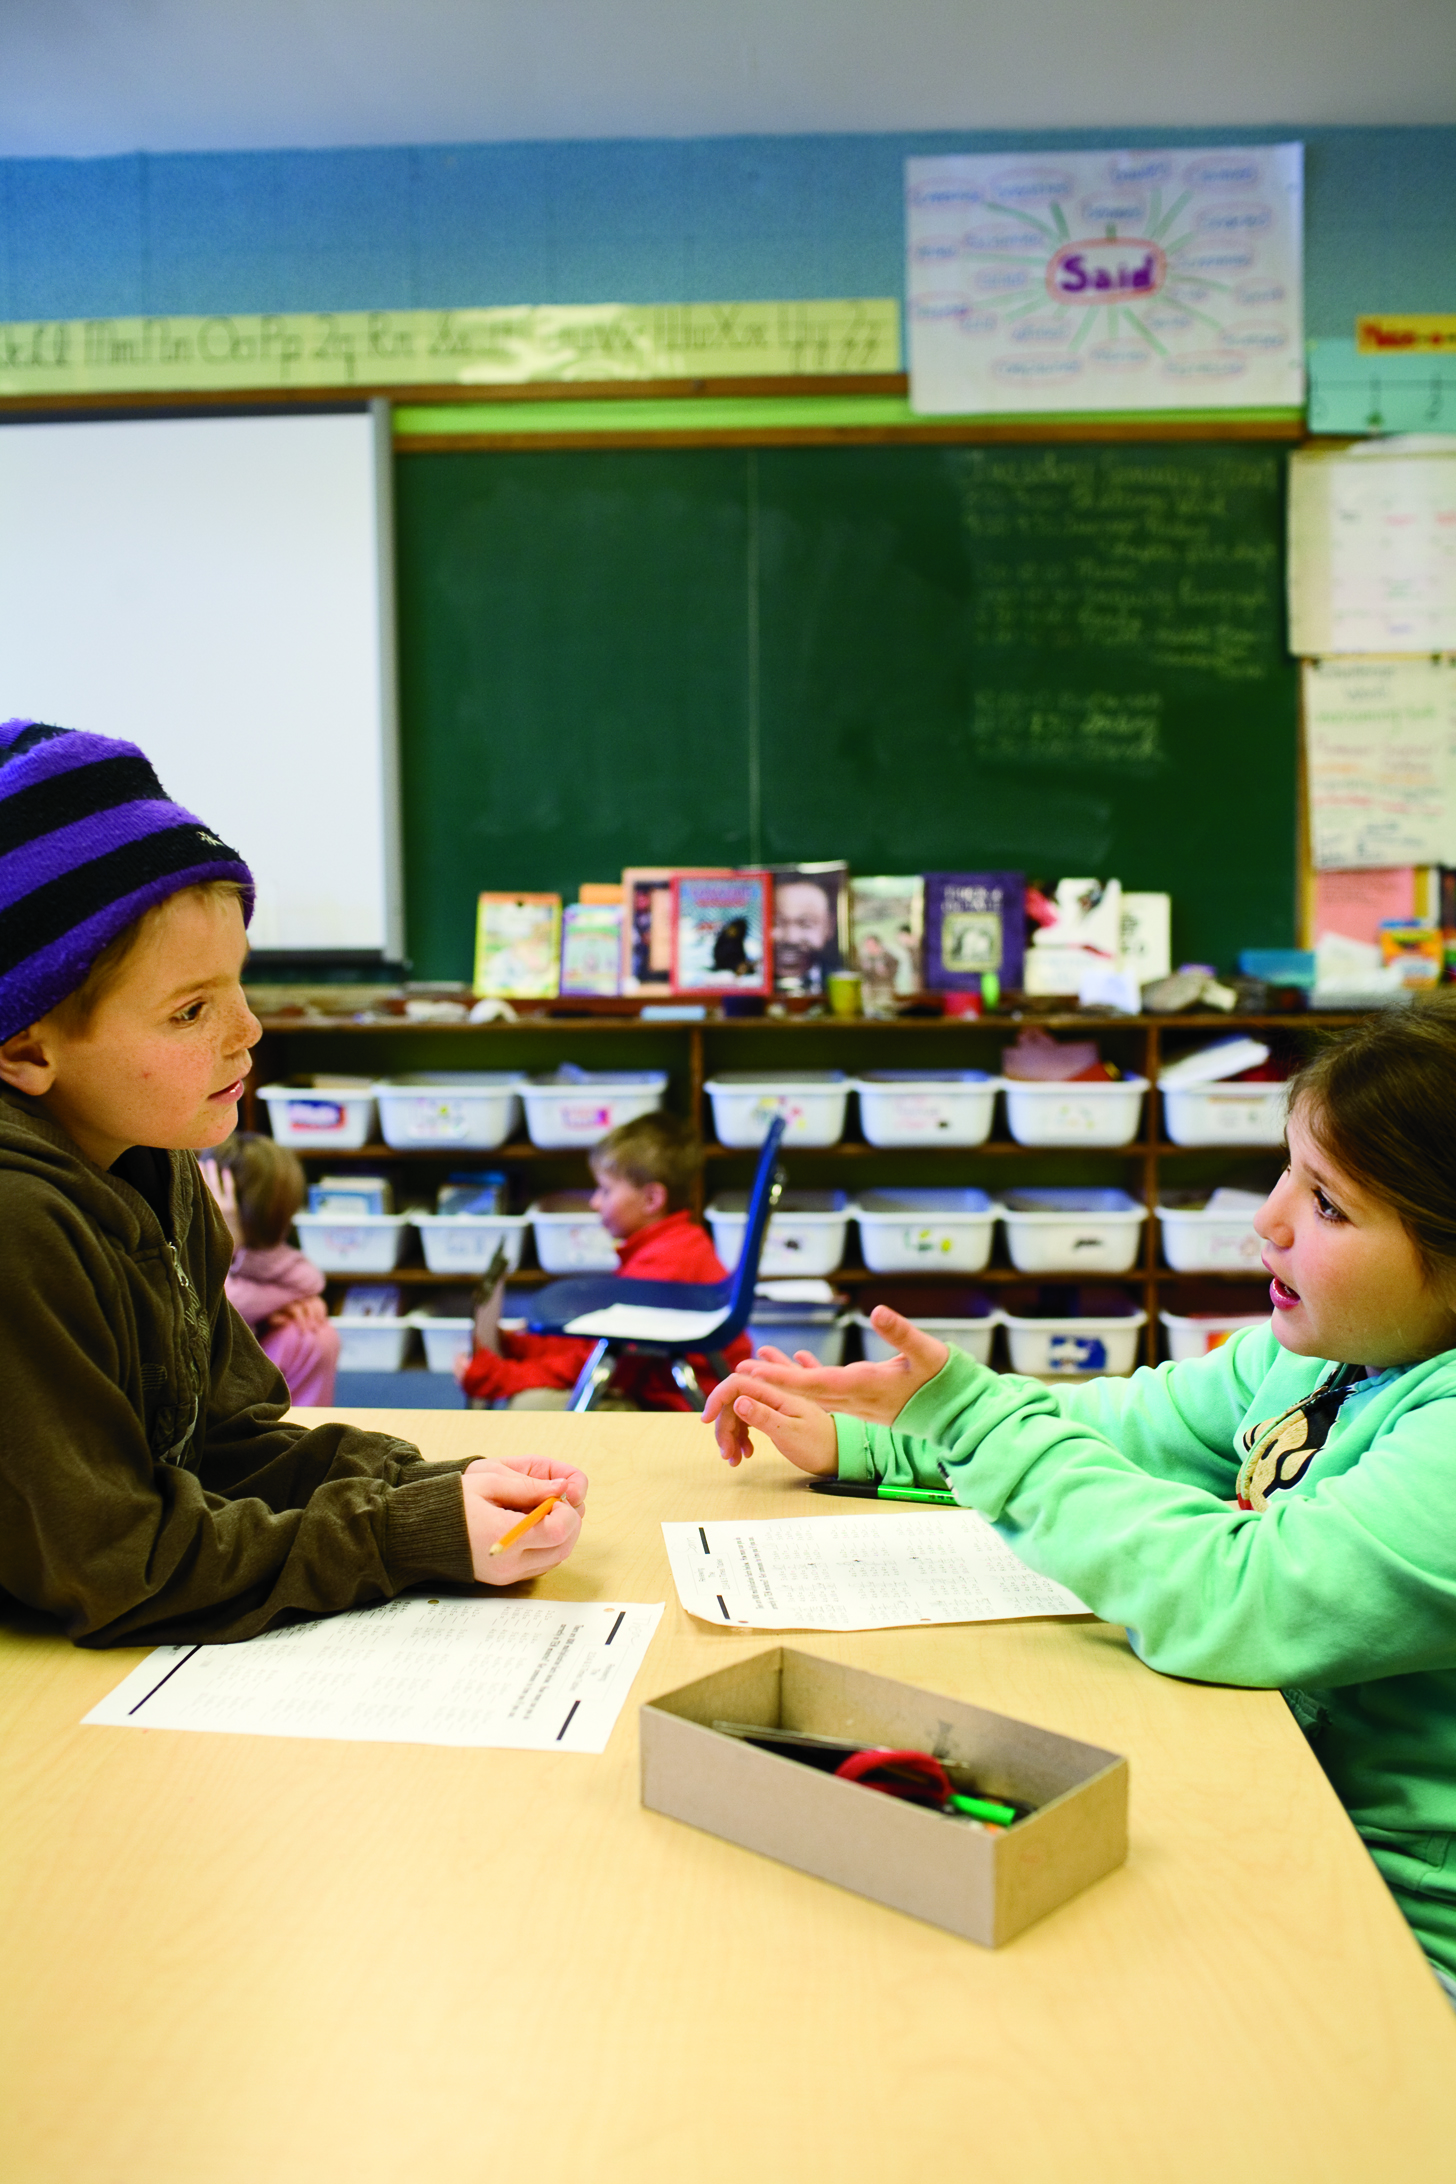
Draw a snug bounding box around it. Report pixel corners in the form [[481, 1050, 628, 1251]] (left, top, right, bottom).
[[245, 1007, 1354, 1368]]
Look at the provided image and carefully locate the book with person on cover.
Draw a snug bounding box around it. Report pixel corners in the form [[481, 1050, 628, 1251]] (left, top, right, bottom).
[[767, 863, 847, 997], [621, 867, 731, 993], [849, 876, 925, 1001], [671, 872, 772, 995], [560, 902, 624, 996], [923, 873, 1025, 990], [473, 892, 562, 998]]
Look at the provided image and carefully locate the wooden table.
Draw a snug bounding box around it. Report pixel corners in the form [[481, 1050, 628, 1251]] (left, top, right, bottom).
[[4, 1412, 1454, 2184]]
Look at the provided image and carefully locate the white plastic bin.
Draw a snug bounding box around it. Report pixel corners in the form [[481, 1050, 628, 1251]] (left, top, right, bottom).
[[522, 1071, 667, 1149], [1156, 1196, 1266, 1272], [377, 1073, 524, 1150], [411, 1211, 529, 1275], [292, 1212, 413, 1274], [854, 1071, 998, 1148], [855, 1310, 998, 1367], [1002, 1076, 1149, 1147], [746, 1300, 851, 1365], [259, 1082, 378, 1149], [853, 1188, 996, 1273], [704, 1072, 849, 1148], [411, 1314, 475, 1374], [1160, 1310, 1269, 1362], [1001, 1308, 1146, 1377], [1161, 1080, 1289, 1146], [1000, 1189, 1147, 1275], [706, 1190, 851, 1277], [334, 1316, 415, 1372], [529, 1193, 619, 1273]]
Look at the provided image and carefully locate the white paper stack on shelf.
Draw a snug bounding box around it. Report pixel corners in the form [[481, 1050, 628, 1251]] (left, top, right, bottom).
[[1312, 930, 1417, 1007], [1025, 879, 1170, 1009], [1157, 1037, 1270, 1085]]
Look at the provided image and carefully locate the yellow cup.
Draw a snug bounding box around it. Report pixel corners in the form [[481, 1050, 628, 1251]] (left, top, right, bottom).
[[827, 970, 862, 1017]]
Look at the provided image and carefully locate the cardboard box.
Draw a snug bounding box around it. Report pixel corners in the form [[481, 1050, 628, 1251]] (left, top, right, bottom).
[[640, 1647, 1127, 1947]]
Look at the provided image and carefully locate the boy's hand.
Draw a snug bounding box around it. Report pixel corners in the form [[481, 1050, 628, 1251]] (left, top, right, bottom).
[[703, 1307, 950, 1432], [460, 1456, 587, 1584], [704, 1371, 838, 1472]]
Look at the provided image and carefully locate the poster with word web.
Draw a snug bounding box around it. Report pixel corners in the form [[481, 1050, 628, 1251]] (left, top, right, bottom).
[[906, 144, 1303, 415]]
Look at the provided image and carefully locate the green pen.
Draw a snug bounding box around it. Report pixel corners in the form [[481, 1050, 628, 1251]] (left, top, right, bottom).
[[808, 1480, 958, 1506]]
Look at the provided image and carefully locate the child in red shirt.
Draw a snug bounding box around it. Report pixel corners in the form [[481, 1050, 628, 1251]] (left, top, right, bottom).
[[455, 1113, 752, 1410]]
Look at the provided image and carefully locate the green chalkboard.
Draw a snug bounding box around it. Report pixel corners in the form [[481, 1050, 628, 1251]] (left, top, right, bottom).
[[394, 441, 1295, 980]]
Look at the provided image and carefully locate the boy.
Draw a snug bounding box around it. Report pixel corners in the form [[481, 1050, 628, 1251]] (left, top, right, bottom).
[[0, 718, 584, 1647], [457, 1111, 752, 1409]]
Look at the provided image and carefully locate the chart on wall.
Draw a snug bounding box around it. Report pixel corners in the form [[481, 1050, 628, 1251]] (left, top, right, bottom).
[[906, 144, 1304, 415]]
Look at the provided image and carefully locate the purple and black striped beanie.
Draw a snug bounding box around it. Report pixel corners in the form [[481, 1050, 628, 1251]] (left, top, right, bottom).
[[0, 718, 255, 1041]]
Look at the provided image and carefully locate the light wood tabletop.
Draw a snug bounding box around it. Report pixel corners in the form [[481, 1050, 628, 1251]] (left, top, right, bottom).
[[3, 1409, 1455, 2184]]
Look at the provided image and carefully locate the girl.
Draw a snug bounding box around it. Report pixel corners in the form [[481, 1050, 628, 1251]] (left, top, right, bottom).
[[204, 1132, 340, 1407], [704, 996, 1456, 2001]]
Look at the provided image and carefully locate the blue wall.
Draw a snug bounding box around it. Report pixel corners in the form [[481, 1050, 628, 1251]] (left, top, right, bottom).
[[1, 125, 1452, 338]]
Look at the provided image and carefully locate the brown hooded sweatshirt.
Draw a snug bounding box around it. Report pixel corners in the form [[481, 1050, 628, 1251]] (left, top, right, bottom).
[[0, 1085, 474, 1646]]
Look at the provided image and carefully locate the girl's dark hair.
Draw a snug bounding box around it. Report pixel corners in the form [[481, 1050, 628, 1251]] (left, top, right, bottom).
[[1290, 992, 1456, 1287], [215, 1131, 307, 1249]]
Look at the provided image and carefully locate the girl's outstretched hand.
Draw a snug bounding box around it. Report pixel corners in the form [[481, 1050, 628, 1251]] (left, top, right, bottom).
[[703, 1306, 950, 1436], [703, 1370, 839, 1472]]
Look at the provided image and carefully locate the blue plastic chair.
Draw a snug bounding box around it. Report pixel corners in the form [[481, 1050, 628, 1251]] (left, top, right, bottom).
[[525, 1115, 787, 1412]]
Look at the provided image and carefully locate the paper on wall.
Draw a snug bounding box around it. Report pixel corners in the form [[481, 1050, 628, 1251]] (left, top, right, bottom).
[[1303, 658, 1456, 869], [83, 1596, 664, 1752], [906, 143, 1304, 416], [662, 1513, 1088, 1632], [1312, 865, 1418, 946], [1289, 446, 1456, 654]]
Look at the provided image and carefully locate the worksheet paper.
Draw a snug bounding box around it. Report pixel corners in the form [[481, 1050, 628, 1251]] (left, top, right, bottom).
[[1303, 657, 1456, 869], [82, 1596, 664, 1753], [662, 1514, 1088, 1632]]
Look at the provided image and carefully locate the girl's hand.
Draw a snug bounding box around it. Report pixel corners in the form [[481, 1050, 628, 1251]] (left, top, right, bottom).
[[703, 1307, 950, 1432], [460, 1456, 587, 1584], [267, 1294, 329, 1331], [705, 1372, 838, 1472]]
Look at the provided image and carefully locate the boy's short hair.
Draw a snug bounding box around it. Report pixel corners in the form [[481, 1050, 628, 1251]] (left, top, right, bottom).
[[49, 880, 250, 1034], [215, 1131, 308, 1250], [590, 1112, 702, 1211], [0, 717, 253, 1044]]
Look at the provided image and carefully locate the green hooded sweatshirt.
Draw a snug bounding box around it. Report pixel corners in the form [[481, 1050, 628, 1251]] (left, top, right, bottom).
[[0, 1086, 474, 1646], [835, 1327, 1456, 1976]]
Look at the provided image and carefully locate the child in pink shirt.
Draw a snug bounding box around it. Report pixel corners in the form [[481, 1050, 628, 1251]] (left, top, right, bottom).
[[204, 1133, 340, 1407]]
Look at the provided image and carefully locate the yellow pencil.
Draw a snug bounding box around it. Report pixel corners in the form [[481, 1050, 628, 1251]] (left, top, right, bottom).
[[488, 1495, 561, 1556]]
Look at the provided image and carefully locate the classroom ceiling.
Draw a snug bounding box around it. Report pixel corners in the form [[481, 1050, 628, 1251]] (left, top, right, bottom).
[[2, 0, 1454, 158]]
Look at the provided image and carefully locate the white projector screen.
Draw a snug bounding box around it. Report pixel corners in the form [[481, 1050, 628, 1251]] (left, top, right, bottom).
[[0, 407, 401, 957]]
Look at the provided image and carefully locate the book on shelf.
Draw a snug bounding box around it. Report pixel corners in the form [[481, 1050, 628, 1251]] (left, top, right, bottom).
[[766, 862, 847, 998], [473, 892, 562, 998], [621, 866, 731, 993], [560, 902, 624, 996], [923, 872, 1025, 990], [1119, 892, 1172, 986], [670, 872, 773, 996], [848, 875, 924, 1001]]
